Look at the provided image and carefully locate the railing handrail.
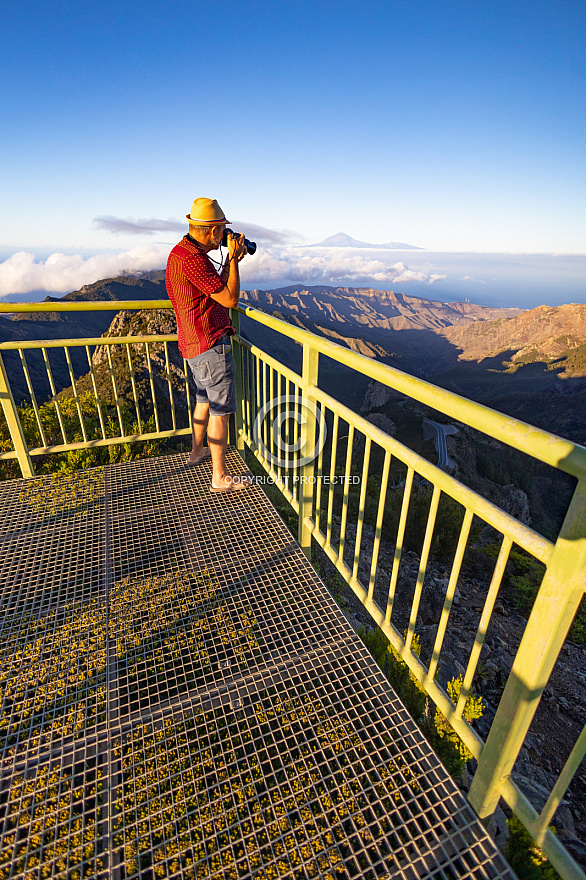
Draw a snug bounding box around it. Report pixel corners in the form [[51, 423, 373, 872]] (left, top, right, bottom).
[[0, 335, 178, 351], [0, 299, 172, 313]]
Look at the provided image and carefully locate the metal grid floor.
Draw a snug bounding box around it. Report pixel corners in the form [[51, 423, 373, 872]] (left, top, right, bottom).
[[0, 452, 515, 880]]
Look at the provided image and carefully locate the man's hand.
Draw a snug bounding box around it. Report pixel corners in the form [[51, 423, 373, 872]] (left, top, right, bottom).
[[227, 231, 247, 262], [211, 232, 244, 308]]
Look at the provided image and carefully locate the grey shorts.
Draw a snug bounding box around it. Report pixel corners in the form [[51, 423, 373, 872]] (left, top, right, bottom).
[[187, 340, 237, 416]]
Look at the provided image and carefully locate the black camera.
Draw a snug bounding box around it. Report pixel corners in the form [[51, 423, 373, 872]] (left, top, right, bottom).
[[222, 228, 257, 256]]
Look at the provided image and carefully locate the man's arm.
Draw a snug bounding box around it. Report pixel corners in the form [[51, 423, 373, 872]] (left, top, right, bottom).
[[209, 233, 246, 309]]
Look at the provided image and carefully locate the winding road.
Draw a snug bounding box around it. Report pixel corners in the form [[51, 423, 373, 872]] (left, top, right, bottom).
[[423, 418, 457, 470]]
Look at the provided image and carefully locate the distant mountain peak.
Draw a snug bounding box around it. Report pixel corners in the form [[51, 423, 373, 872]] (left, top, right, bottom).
[[309, 232, 423, 250]]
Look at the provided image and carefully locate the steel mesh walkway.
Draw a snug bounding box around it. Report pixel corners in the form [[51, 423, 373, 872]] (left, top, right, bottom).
[[0, 452, 515, 880]]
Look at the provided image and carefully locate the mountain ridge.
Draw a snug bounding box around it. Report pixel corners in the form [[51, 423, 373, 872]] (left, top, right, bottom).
[[242, 285, 520, 333]]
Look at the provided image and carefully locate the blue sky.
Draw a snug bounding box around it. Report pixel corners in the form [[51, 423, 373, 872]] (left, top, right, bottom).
[[1, 0, 585, 302]]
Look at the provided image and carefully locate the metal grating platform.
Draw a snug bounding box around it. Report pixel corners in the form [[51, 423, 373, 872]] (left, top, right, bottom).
[[0, 452, 515, 880]]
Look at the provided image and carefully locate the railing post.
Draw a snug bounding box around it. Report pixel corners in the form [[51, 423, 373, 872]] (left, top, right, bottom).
[[230, 308, 246, 454], [468, 479, 586, 819], [299, 343, 319, 558], [0, 352, 35, 478]]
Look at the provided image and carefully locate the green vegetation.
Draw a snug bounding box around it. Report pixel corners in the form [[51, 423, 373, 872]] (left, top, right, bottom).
[[0, 390, 165, 481], [19, 469, 104, 519], [0, 596, 107, 757], [358, 626, 483, 779], [0, 761, 105, 880], [475, 447, 533, 495], [504, 817, 560, 880], [563, 341, 586, 374], [112, 689, 420, 879], [477, 544, 585, 644]]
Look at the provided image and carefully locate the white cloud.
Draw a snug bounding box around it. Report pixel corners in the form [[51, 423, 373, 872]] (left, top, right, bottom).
[[240, 248, 445, 286], [0, 246, 170, 297], [0, 245, 446, 298]]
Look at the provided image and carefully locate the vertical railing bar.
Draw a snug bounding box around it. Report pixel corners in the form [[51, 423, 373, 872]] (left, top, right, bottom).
[[183, 357, 193, 430], [262, 359, 268, 451], [276, 368, 285, 490], [405, 485, 442, 652], [338, 424, 355, 564], [125, 343, 142, 434], [456, 535, 514, 716], [241, 346, 249, 440], [314, 403, 326, 534], [427, 508, 474, 683], [299, 344, 319, 556], [385, 466, 415, 623], [19, 349, 47, 447], [105, 345, 125, 436], [326, 414, 340, 547], [85, 345, 107, 440], [352, 437, 371, 582], [269, 365, 275, 474], [286, 378, 292, 500], [246, 348, 254, 443], [164, 341, 176, 431], [42, 348, 68, 444], [536, 722, 586, 846], [278, 372, 286, 492], [244, 348, 254, 444], [287, 379, 293, 500], [295, 382, 302, 503], [64, 346, 88, 442], [255, 353, 261, 456], [367, 449, 392, 601], [0, 351, 35, 478], [144, 343, 160, 432], [230, 308, 245, 452]]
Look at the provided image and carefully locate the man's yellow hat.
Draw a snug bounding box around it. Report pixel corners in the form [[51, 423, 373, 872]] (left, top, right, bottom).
[[186, 197, 230, 225]]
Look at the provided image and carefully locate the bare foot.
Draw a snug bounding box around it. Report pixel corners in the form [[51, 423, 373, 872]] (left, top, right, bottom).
[[186, 448, 211, 465], [210, 474, 254, 493]]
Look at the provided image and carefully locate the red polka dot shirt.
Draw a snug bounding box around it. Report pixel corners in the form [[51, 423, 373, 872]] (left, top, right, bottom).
[[165, 236, 234, 358]]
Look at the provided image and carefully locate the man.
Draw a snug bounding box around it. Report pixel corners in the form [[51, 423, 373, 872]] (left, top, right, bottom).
[[166, 197, 251, 492]]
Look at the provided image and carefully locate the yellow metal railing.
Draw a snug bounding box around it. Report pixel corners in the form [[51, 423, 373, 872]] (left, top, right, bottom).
[[0, 301, 190, 477], [1, 299, 585, 880]]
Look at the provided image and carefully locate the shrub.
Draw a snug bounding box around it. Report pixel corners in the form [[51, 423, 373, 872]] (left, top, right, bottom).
[[358, 627, 483, 779], [504, 817, 560, 880]]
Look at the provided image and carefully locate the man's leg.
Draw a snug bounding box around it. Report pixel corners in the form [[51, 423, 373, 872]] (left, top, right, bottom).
[[188, 400, 210, 464], [208, 413, 251, 491]]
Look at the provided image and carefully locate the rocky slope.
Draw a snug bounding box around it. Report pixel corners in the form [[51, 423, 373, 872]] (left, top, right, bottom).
[[441, 303, 586, 374]]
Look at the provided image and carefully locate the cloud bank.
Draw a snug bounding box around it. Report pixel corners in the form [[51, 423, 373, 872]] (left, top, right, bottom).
[[0, 246, 170, 296], [240, 247, 446, 287], [0, 245, 444, 299]]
